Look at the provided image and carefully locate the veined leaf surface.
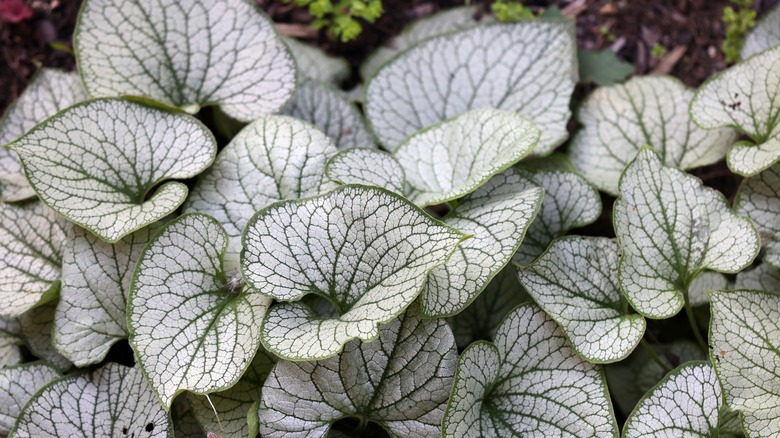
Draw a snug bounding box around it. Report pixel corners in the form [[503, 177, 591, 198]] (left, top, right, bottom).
[[0, 362, 60, 436], [284, 37, 350, 85], [735, 163, 780, 268], [19, 301, 71, 371], [0, 316, 22, 368], [742, 5, 780, 59], [326, 148, 406, 194]]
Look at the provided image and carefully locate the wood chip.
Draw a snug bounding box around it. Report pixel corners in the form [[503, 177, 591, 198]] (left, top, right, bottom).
[[274, 23, 319, 39], [562, 0, 587, 17], [651, 45, 687, 75]]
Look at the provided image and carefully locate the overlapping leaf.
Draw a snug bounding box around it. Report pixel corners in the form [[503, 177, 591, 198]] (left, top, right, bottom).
[[76, 0, 296, 121], [623, 361, 723, 437], [442, 303, 618, 437], [54, 226, 153, 366], [0, 317, 22, 368], [568, 76, 737, 195], [688, 271, 730, 307], [421, 169, 542, 317], [615, 148, 759, 318], [0, 201, 68, 317], [259, 307, 457, 437], [0, 362, 60, 435], [10, 98, 216, 243], [709, 289, 780, 437], [742, 4, 780, 59], [325, 148, 406, 194], [735, 162, 780, 268], [365, 21, 576, 153], [19, 301, 71, 371], [0, 69, 86, 202], [360, 6, 487, 80], [282, 80, 375, 150], [184, 115, 337, 266], [735, 263, 780, 290], [519, 236, 645, 363], [129, 214, 270, 409], [10, 363, 170, 437], [394, 109, 539, 206], [690, 46, 780, 175], [284, 37, 350, 85], [513, 162, 602, 265], [242, 185, 465, 360]]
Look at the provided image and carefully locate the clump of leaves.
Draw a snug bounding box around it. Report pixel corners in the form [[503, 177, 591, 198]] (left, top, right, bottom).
[[288, 0, 383, 42], [1, 2, 780, 438], [490, 0, 534, 22], [721, 0, 756, 63]]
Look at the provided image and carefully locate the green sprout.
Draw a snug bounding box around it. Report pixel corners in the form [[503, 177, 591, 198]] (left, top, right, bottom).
[[290, 0, 383, 42], [721, 0, 756, 63]]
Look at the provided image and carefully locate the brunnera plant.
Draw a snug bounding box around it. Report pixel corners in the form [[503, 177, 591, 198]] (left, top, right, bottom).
[[0, 1, 778, 437]]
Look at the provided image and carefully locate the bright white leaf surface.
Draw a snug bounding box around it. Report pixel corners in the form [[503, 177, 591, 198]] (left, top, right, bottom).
[[447, 265, 528, 350], [394, 109, 539, 206], [690, 46, 780, 176], [10, 98, 216, 243], [76, 0, 295, 121], [623, 361, 722, 438], [0, 317, 22, 368], [442, 303, 618, 437], [688, 271, 730, 307], [742, 5, 780, 59], [365, 21, 576, 153], [519, 236, 645, 363], [283, 80, 375, 150], [422, 169, 542, 317], [129, 214, 271, 409], [0, 202, 68, 317], [19, 301, 71, 371], [0, 69, 86, 202], [360, 6, 486, 80], [54, 226, 152, 366], [11, 363, 170, 437], [569, 76, 737, 195], [615, 148, 759, 319], [259, 307, 457, 438], [325, 148, 406, 194], [189, 348, 275, 438], [736, 163, 780, 268], [735, 263, 780, 290], [184, 115, 336, 267], [284, 37, 350, 85], [0, 362, 60, 435], [710, 289, 780, 437], [242, 185, 465, 360], [513, 165, 602, 265]]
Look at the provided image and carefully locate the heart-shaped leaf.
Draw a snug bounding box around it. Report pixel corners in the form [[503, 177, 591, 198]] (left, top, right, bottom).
[[519, 236, 645, 363], [0, 201, 68, 317], [129, 213, 271, 409], [0, 316, 22, 368], [421, 169, 542, 317], [188, 348, 275, 438], [54, 226, 152, 367], [735, 162, 780, 268], [326, 148, 406, 194], [690, 46, 780, 176], [19, 301, 71, 371], [0, 69, 87, 202], [10, 363, 171, 437], [735, 263, 780, 290], [75, 0, 295, 121], [709, 289, 780, 437], [623, 361, 724, 437], [688, 270, 730, 307], [513, 161, 602, 265], [184, 115, 337, 266], [569, 76, 737, 195], [742, 5, 780, 59], [258, 307, 457, 437], [365, 21, 576, 153], [284, 37, 350, 85], [0, 362, 60, 435], [360, 6, 486, 80], [394, 109, 539, 206], [446, 265, 529, 350], [283, 80, 375, 150], [9, 98, 216, 243], [615, 148, 759, 319], [442, 303, 618, 437], [242, 185, 465, 360]]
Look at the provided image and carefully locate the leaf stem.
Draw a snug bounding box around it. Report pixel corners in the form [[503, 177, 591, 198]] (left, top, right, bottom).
[[683, 286, 708, 351], [639, 339, 671, 374]]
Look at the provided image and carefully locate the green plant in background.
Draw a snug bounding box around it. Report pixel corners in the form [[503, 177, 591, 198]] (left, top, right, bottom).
[[289, 0, 383, 42], [722, 0, 756, 62], [650, 42, 666, 58], [491, 0, 534, 22]]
